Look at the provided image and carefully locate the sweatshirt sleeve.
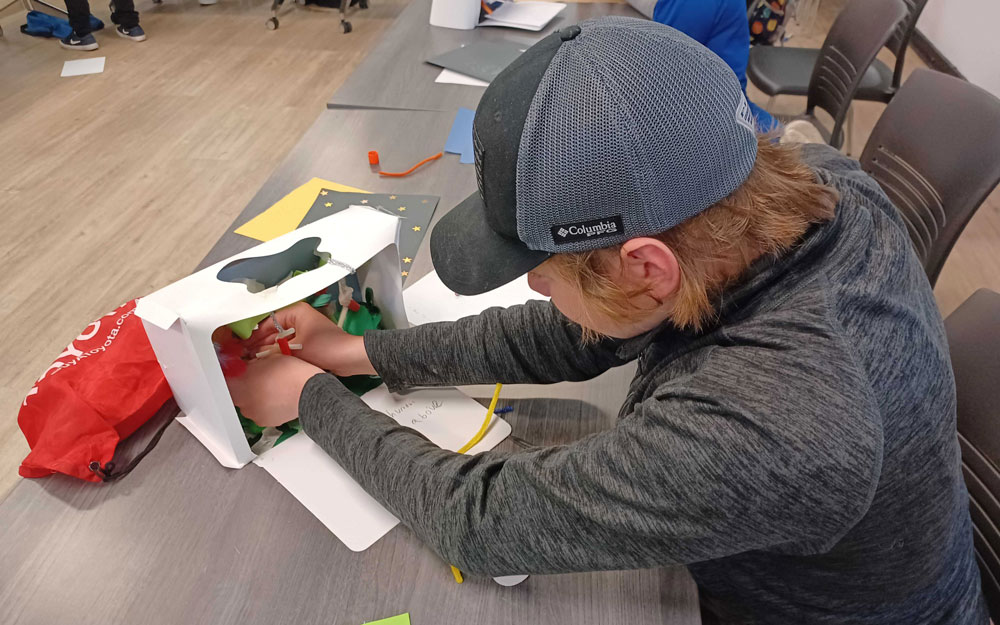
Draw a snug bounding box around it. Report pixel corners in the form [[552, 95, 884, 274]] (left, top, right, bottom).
[[363, 299, 629, 390], [298, 333, 883, 576]]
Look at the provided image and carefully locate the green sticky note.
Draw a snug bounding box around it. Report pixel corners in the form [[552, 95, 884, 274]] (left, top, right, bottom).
[[365, 614, 410, 625]]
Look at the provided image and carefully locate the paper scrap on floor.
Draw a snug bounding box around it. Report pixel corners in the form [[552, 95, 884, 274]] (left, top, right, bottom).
[[480, 1, 566, 31], [61, 57, 105, 77], [253, 385, 511, 552], [434, 68, 490, 88], [234, 178, 368, 242], [404, 270, 547, 326], [444, 108, 476, 164]]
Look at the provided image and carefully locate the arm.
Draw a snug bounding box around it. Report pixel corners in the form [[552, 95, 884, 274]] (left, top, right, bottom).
[[299, 338, 882, 576], [365, 299, 629, 391]]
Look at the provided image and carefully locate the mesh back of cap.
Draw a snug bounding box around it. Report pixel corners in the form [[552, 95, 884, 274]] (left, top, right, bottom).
[[516, 17, 758, 253]]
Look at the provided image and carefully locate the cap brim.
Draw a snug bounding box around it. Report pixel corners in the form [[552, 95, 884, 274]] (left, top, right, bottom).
[[430, 192, 551, 296]]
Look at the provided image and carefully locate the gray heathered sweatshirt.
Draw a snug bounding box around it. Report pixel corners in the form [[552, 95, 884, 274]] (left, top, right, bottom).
[[298, 145, 988, 624]]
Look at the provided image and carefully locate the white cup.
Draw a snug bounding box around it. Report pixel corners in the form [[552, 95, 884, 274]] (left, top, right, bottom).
[[429, 0, 480, 30]]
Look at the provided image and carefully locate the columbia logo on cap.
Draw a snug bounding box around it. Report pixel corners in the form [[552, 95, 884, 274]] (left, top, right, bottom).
[[551, 216, 624, 244]]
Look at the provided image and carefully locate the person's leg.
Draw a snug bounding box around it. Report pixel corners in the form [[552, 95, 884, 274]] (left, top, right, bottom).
[[110, 0, 140, 29], [64, 0, 94, 35]]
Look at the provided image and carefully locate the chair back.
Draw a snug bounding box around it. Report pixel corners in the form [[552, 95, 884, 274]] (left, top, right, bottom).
[[859, 69, 1000, 286], [884, 0, 930, 89], [945, 289, 1000, 620], [806, 0, 907, 148]]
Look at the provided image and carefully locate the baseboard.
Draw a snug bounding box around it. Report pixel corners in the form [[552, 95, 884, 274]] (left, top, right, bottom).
[[911, 29, 965, 80]]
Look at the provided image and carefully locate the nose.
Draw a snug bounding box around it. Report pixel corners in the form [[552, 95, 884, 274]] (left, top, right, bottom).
[[527, 272, 551, 297]]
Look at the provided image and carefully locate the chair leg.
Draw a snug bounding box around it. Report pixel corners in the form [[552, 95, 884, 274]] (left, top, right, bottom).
[[844, 105, 855, 156], [767, 95, 777, 112]]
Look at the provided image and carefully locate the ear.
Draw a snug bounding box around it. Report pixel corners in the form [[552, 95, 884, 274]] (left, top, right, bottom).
[[619, 238, 681, 301]]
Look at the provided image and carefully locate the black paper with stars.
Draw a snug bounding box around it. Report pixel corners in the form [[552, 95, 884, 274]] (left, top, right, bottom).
[[298, 189, 440, 284]]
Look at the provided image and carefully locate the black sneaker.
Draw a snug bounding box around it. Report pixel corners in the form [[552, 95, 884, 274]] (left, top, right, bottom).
[[59, 32, 99, 51], [115, 24, 146, 41]]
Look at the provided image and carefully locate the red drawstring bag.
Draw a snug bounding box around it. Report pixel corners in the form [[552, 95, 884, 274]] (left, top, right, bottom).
[[18, 300, 173, 482]]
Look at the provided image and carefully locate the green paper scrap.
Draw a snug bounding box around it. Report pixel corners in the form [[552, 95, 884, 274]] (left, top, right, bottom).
[[365, 614, 410, 625], [228, 312, 270, 340], [311, 293, 333, 308], [274, 420, 302, 446]]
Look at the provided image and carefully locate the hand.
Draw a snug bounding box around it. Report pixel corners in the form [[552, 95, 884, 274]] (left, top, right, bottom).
[[246, 302, 376, 376], [226, 353, 323, 427]]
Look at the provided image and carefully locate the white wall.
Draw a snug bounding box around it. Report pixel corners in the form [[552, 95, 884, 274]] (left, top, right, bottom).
[[917, 0, 1000, 99]]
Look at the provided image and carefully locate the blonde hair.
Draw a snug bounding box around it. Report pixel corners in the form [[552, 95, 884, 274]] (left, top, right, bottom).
[[548, 136, 839, 335]]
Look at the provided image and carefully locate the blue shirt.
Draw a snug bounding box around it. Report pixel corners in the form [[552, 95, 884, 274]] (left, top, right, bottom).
[[653, 0, 777, 130]]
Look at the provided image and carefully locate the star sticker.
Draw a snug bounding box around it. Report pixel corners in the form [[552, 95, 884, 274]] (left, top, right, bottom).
[[398, 206, 406, 212], [401, 271, 409, 277], [402, 257, 412, 264], [412, 226, 421, 232], [320, 190, 328, 196], [421, 199, 429, 204], [361, 199, 369, 204], [324, 202, 332, 207], [389, 195, 397, 200]]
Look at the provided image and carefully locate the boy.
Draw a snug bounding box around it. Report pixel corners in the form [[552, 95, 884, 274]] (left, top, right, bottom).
[[61, 0, 145, 50], [228, 18, 987, 624]]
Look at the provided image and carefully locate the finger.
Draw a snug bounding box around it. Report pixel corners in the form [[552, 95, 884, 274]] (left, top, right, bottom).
[[249, 317, 279, 342], [246, 330, 278, 352]]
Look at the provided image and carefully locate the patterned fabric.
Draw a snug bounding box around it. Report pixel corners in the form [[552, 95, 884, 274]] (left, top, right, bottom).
[[748, 0, 789, 45]]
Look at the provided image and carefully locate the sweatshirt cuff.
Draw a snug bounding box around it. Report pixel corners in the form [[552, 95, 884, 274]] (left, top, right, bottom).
[[363, 328, 410, 392], [298, 372, 372, 445]]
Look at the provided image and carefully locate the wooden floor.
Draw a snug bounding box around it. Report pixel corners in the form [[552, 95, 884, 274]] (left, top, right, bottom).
[[0, 0, 406, 498], [0, 0, 998, 500]]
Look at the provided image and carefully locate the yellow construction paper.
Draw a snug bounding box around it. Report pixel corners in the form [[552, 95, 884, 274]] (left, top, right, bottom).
[[365, 614, 410, 625], [234, 178, 369, 242]]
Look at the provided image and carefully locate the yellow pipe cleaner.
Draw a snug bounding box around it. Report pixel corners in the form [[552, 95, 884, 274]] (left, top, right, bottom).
[[449, 382, 503, 582]]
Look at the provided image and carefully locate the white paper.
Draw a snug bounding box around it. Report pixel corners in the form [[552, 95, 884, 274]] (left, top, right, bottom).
[[403, 270, 547, 326], [480, 1, 566, 31], [435, 68, 490, 87], [254, 385, 511, 551], [61, 57, 105, 77]]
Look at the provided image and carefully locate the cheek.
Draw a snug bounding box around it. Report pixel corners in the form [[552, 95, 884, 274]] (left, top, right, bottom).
[[527, 272, 551, 297], [546, 283, 590, 327]]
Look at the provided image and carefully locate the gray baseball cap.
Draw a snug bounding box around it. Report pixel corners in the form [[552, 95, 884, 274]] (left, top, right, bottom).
[[430, 16, 759, 295]]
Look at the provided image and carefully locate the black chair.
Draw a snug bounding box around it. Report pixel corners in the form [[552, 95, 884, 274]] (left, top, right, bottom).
[[775, 0, 908, 150], [859, 69, 1000, 287], [945, 288, 1000, 620], [748, 0, 928, 105]]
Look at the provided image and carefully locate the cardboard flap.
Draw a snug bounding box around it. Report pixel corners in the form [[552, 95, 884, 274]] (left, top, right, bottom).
[[134, 298, 179, 330]]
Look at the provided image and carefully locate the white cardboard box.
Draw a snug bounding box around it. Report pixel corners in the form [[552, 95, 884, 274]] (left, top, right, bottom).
[[136, 206, 409, 469], [134, 206, 513, 553]]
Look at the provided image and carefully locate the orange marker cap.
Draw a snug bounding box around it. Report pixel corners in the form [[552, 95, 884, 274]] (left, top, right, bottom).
[[367, 150, 380, 166]]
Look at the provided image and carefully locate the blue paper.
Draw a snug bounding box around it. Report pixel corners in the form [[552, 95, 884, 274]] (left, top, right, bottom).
[[444, 107, 476, 164]]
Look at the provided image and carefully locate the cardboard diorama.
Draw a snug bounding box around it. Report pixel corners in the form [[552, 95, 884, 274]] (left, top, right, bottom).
[[135, 206, 511, 551]]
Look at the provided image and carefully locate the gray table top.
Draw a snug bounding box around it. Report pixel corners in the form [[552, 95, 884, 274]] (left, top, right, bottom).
[[0, 8, 700, 625], [0, 105, 699, 625], [327, 0, 639, 112]]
